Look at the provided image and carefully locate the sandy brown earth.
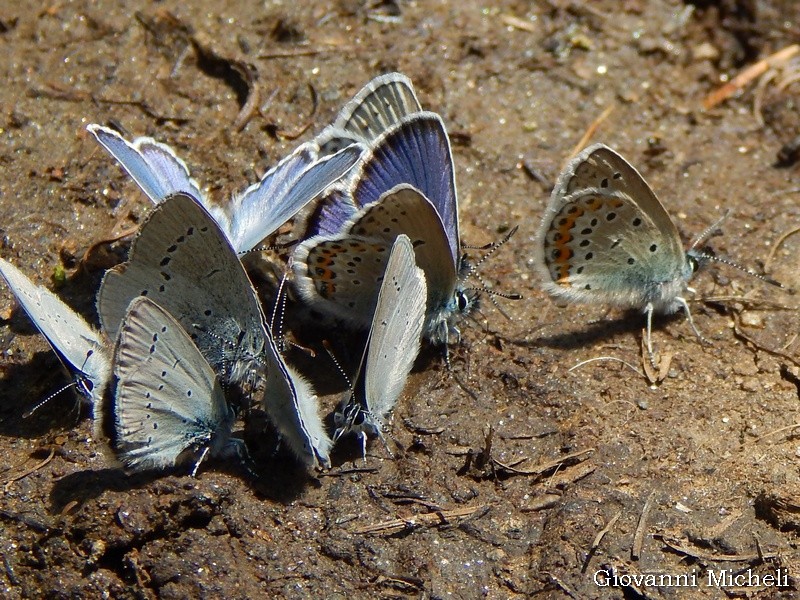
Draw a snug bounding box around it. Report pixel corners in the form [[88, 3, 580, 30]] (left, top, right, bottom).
[[1, 1, 800, 598]]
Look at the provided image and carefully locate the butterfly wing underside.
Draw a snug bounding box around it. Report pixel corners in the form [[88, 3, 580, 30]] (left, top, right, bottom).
[[112, 296, 232, 472], [261, 336, 332, 468], [362, 234, 427, 430], [536, 144, 689, 308], [0, 258, 110, 404], [97, 193, 266, 385], [293, 185, 454, 328], [317, 72, 422, 153]]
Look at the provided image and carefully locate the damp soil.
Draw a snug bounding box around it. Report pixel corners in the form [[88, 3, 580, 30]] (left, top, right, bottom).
[[1, 1, 800, 598]]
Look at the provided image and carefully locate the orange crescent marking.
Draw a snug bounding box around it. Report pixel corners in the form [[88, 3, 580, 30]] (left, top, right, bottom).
[[548, 205, 585, 286]]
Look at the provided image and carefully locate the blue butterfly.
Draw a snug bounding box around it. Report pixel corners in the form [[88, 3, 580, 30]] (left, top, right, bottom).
[[294, 112, 474, 346], [88, 124, 364, 253]]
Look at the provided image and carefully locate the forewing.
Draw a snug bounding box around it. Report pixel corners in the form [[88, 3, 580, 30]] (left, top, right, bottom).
[[298, 184, 358, 239], [223, 142, 364, 253], [111, 297, 231, 472], [349, 112, 459, 265], [317, 72, 422, 153], [97, 193, 266, 383], [88, 124, 203, 204], [551, 144, 683, 257], [538, 190, 688, 306], [0, 258, 110, 402], [363, 235, 426, 426]]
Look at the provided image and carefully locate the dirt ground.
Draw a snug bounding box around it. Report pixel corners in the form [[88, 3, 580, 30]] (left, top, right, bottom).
[[1, 0, 800, 598]]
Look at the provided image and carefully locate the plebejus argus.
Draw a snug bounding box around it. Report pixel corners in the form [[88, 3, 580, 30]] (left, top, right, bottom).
[[294, 112, 473, 346], [97, 192, 332, 468], [106, 296, 240, 475], [0, 258, 111, 412], [533, 143, 775, 355], [88, 124, 364, 253], [333, 234, 427, 458]]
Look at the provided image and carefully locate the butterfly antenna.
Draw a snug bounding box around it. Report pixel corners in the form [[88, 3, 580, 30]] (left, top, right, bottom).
[[238, 239, 299, 256], [375, 427, 395, 460], [464, 285, 522, 321], [464, 226, 519, 274], [22, 381, 78, 418], [322, 340, 353, 391], [270, 265, 291, 341], [462, 226, 522, 319], [692, 252, 784, 288], [689, 210, 731, 250]]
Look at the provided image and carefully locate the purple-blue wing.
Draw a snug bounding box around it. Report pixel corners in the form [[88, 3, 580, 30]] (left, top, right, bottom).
[[301, 186, 357, 238], [350, 112, 458, 265], [223, 142, 365, 252], [87, 124, 203, 204]]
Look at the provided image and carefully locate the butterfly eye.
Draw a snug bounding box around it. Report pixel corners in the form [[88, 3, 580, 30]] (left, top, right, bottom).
[[456, 291, 470, 312], [688, 255, 700, 273]]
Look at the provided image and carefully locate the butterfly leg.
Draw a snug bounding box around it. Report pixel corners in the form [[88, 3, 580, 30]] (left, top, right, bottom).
[[644, 302, 655, 364], [190, 445, 212, 478], [676, 296, 711, 346], [358, 431, 368, 463], [227, 438, 258, 478], [377, 429, 396, 461]]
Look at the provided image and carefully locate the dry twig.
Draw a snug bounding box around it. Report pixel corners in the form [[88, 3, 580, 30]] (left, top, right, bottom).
[[3, 447, 55, 492], [352, 504, 487, 536], [632, 491, 656, 560], [702, 44, 800, 110], [656, 535, 777, 562], [567, 105, 615, 165]]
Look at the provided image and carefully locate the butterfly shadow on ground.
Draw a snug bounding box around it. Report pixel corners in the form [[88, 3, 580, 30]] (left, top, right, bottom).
[[49, 467, 164, 515], [243, 410, 328, 502], [506, 309, 688, 352], [0, 350, 86, 439], [48, 446, 262, 514]]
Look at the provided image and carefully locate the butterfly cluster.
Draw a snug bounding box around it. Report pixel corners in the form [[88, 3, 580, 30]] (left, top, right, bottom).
[[0, 74, 476, 476], [2, 73, 774, 478]]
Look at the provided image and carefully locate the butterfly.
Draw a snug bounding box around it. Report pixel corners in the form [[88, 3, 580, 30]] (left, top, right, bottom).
[[315, 72, 422, 155], [294, 111, 473, 346], [333, 234, 426, 458], [88, 124, 364, 253], [97, 192, 332, 467], [0, 258, 111, 412], [533, 143, 775, 356], [105, 296, 241, 475]]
